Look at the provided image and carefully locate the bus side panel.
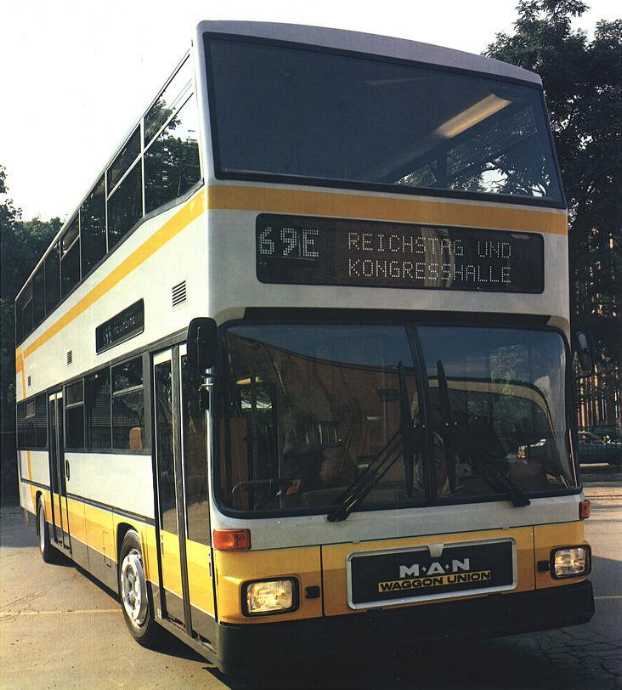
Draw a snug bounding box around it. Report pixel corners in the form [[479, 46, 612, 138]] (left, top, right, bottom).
[[213, 547, 322, 624], [322, 527, 535, 617], [66, 453, 155, 526], [534, 521, 589, 589], [18, 450, 50, 515], [135, 521, 159, 590], [159, 529, 185, 619], [83, 502, 117, 590], [186, 538, 215, 617], [66, 497, 89, 569], [43, 489, 53, 524], [18, 476, 36, 515], [21, 449, 50, 487]]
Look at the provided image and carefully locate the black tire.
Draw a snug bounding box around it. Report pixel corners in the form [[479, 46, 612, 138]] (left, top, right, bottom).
[[118, 530, 160, 647], [37, 498, 57, 563]]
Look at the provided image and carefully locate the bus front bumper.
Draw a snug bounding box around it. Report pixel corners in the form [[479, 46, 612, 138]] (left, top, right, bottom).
[[216, 580, 594, 675]]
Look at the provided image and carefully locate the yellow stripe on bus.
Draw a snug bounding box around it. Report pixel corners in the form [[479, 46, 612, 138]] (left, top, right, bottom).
[[207, 184, 568, 235]]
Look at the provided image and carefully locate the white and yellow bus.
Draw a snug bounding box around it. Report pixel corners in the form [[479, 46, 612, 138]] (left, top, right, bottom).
[[15, 21, 594, 674]]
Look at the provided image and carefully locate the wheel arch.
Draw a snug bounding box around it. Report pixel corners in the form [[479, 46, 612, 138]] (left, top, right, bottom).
[[116, 522, 139, 562]]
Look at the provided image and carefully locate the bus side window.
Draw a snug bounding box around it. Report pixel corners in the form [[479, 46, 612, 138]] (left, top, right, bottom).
[[85, 368, 112, 449], [45, 244, 60, 315], [111, 357, 145, 450], [60, 216, 81, 298], [17, 282, 33, 342], [33, 267, 45, 327], [144, 96, 201, 214], [107, 127, 142, 251], [81, 176, 107, 276], [65, 380, 85, 450]]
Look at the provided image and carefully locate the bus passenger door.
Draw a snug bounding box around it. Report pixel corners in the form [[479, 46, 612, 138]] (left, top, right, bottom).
[[153, 349, 191, 632], [48, 391, 71, 552]]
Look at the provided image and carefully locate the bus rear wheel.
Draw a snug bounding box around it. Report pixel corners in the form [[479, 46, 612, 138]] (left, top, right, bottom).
[[37, 498, 56, 563], [118, 530, 160, 647]]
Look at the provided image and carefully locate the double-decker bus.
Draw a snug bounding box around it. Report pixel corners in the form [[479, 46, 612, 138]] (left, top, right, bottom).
[[15, 21, 594, 675]]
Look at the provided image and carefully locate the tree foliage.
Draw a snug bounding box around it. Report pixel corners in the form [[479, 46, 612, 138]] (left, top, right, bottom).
[[0, 164, 59, 502], [488, 0, 622, 425]]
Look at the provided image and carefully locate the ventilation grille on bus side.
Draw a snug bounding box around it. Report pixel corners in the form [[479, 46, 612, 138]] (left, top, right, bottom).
[[66, 350, 73, 365], [171, 281, 187, 307]]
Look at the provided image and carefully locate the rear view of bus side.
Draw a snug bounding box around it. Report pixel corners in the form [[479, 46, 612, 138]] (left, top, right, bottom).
[[15, 22, 594, 675]]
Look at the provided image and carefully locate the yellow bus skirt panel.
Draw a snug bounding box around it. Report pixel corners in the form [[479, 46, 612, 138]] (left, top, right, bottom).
[[157, 529, 184, 599], [43, 490, 52, 522], [186, 539, 216, 617], [66, 497, 87, 545], [83, 502, 114, 565], [214, 546, 322, 624], [322, 527, 535, 617], [534, 521, 588, 589], [135, 523, 159, 585]]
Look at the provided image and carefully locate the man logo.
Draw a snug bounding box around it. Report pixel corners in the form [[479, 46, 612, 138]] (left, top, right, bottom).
[[399, 558, 471, 579], [378, 556, 492, 593]]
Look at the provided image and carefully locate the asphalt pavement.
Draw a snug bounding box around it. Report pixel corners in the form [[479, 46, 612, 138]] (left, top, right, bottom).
[[1, 476, 620, 690]]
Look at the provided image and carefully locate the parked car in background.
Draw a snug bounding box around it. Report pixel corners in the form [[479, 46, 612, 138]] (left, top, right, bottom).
[[577, 430, 622, 466]]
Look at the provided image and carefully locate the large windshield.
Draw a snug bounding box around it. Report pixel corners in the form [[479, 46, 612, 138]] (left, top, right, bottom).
[[219, 323, 575, 516], [206, 37, 562, 204]]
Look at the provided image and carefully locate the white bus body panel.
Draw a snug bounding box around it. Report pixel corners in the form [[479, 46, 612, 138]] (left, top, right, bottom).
[[19, 449, 50, 487], [16, 190, 208, 402], [65, 452, 155, 520], [209, 493, 583, 550], [205, 190, 569, 326]]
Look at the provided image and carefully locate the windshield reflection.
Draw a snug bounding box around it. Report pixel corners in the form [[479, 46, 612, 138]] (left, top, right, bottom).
[[219, 323, 575, 515]]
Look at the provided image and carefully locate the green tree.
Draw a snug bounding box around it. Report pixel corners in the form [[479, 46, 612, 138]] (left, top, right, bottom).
[[0, 165, 59, 503], [487, 1, 622, 429]]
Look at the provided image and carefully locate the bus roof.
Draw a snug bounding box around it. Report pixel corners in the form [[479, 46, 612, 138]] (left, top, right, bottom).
[[196, 20, 541, 86]]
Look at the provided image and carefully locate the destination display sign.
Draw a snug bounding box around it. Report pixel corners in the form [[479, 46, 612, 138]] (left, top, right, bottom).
[[96, 299, 144, 353], [349, 540, 514, 608], [256, 214, 544, 293]]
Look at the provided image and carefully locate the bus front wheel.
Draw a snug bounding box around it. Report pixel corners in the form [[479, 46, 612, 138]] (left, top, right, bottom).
[[118, 530, 160, 647]]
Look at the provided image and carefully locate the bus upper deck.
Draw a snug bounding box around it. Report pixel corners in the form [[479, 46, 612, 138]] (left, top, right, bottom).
[[15, 22, 592, 676]]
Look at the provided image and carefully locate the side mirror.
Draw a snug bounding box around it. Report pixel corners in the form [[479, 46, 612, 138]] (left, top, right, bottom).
[[573, 330, 594, 376], [187, 317, 218, 372]]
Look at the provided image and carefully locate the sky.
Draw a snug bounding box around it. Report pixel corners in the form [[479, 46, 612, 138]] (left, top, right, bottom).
[[1, 0, 620, 222]]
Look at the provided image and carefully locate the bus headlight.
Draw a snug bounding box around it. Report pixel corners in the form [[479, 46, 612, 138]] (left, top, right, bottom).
[[551, 546, 591, 579], [243, 578, 298, 615]]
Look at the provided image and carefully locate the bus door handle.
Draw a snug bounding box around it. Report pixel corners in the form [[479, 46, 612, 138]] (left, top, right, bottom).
[[65, 459, 70, 481]]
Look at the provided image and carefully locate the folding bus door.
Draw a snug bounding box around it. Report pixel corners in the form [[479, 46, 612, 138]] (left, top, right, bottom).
[[48, 391, 71, 552], [153, 348, 191, 632]]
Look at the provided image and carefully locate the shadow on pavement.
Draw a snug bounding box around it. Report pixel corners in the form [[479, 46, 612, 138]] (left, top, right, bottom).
[[227, 629, 619, 690], [0, 506, 40, 549]]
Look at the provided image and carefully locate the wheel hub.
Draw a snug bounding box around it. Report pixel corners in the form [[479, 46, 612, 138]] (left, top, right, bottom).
[[120, 549, 148, 626]]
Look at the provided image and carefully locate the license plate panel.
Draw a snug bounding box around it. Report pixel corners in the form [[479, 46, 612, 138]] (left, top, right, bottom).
[[348, 539, 516, 609]]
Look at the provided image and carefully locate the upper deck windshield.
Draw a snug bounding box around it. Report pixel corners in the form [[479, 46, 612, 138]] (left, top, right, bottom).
[[205, 36, 563, 204], [219, 322, 576, 517]]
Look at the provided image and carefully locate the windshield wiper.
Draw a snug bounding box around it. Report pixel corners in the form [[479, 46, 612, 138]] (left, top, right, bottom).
[[479, 464, 531, 507], [399, 362, 416, 497], [436, 360, 457, 493], [327, 364, 417, 522], [326, 430, 403, 522], [435, 359, 530, 508]]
